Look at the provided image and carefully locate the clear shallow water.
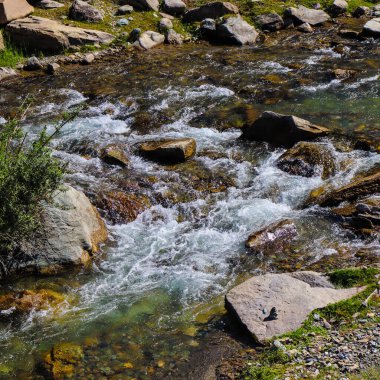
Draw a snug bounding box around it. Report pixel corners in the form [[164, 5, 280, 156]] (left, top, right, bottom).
[[0, 41, 379, 379]]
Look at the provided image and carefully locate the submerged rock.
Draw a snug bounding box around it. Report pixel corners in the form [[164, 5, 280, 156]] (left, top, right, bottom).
[[69, 0, 103, 22], [13, 186, 108, 274], [276, 142, 336, 179], [138, 138, 196, 164], [312, 171, 380, 207], [241, 111, 329, 147], [363, 18, 380, 38], [43, 342, 84, 379], [5, 16, 114, 52], [285, 5, 330, 26], [225, 271, 363, 343], [246, 219, 297, 254], [183, 1, 239, 23], [215, 16, 258, 46], [0, 0, 33, 25], [95, 191, 151, 224], [0, 289, 65, 317]]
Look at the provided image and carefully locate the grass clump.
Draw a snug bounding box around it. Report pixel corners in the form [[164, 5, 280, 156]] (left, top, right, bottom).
[[328, 267, 380, 288], [0, 45, 24, 68], [351, 366, 380, 380]]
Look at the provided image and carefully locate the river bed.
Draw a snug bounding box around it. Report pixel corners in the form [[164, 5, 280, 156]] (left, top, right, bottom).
[[0, 34, 379, 379]]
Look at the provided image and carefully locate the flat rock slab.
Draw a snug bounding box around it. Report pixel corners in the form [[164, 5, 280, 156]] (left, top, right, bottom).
[[6, 16, 114, 52], [225, 271, 363, 343], [0, 0, 33, 25]]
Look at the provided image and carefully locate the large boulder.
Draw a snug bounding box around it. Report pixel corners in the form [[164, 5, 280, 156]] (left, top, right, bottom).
[[5, 16, 114, 53], [138, 138, 196, 164], [120, 0, 159, 11], [14, 186, 108, 274], [276, 142, 336, 179], [256, 13, 284, 32], [312, 171, 380, 207], [246, 219, 297, 254], [215, 16, 258, 45], [134, 30, 165, 50], [284, 5, 330, 26], [69, 0, 103, 22], [183, 1, 239, 23], [225, 271, 362, 343], [363, 18, 380, 37], [161, 0, 187, 16], [241, 111, 329, 147], [0, 0, 33, 25]]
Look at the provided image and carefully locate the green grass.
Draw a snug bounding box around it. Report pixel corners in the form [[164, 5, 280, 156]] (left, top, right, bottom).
[[328, 268, 380, 288], [351, 366, 380, 380], [0, 47, 23, 68]]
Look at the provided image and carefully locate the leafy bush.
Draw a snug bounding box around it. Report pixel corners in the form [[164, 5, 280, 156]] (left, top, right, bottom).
[[0, 104, 76, 275]]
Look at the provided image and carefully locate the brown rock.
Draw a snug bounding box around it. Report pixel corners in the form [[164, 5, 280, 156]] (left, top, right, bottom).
[[6, 16, 114, 53], [276, 142, 336, 179], [100, 144, 129, 167], [331, 68, 357, 80], [139, 138, 196, 164], [241, 111, 329, 147], [246, 219, 297, 253], [0, 0, 33, 25], [313, 171, 380, 207]]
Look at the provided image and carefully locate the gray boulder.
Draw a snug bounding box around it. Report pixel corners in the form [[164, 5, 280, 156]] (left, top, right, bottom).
[[352, 5, 370, 17], [285, 5, 330, 26], [225, 271, 363, 343], [256, 13, 284, 31], [116, 4, 134, 14], [134, 30, 165, 50], [17, 186, 108, 274], [241, 111, 329, 147], [0, 0, 33, 25], [120, 0, 159, 11], [6, 16, 114, 53], [0, 67, 17, 82], [35, 0, 64, 9], [165, 28, 184, 44], [215, 16, 258, 45], [329, 0, 348, 16], [183, 1, 239, 23], [159, 17, 173, 31], [161, 0, 187, 16], [363, 18, 380, 37], [69, 0, 103, 22]]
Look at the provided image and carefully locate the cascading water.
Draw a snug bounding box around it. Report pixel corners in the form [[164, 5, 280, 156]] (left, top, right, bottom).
[[0, 42, 379, 379]]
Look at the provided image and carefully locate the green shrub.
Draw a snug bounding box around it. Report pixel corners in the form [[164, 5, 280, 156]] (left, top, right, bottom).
[[0, 103, 77, 275]]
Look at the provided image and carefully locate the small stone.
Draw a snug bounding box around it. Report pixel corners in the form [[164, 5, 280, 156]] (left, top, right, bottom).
[[297, 22, 313, 33], [46, 62, 60, 74], [116, 5, 134, 15], [117, 18, 129, 26], [24, 56, 43, 71], [81, 53, 95, 65]]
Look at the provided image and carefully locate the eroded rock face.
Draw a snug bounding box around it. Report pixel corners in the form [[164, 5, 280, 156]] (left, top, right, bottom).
[[15, 186, 108, 274], [0, 0, 33, 25], [183, 1, 239, 23], [363, 18, 380, 37], [5, 16, 114, 52], [69, 0, 103, 22], [313, 171, 380, 207], [285, 5, 330, 26], [276, 142, 336, 179], [138, 138, 196, 164], [120, 0, 159, 11], [246, 219, 297, 254], [241, 111, 329, 147], [215, 16, 258, 46], [225, 271, 362, 343]]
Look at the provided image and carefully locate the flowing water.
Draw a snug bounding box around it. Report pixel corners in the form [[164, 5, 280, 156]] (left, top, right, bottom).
[[0, 36, 379, 379]]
